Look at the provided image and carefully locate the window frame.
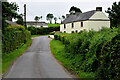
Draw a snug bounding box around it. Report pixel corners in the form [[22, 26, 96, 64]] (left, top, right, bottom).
[[72, 23, 74, 28], [81, 22, 83, 27], [75, 30, 78, 33], [64, 24, 66, 29], [71, 31, 74, 33]]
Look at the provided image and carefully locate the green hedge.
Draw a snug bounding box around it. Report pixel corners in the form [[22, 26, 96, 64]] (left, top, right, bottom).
[[2, 25, 31, 53], [27, 26, 59, 35], [54, 27, 120, 79]]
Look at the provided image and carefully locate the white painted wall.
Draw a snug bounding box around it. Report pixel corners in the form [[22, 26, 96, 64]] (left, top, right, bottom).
[[35, 25, 48, 27], [83, 20, 110, 31], [43, 26, 48, 27], [60, 24, 64, 32], [74, 22, 86, 31], [60, 11, 110, 33], [90, 11, 109, 20], [60, 20, 110, 33], [27, 25, 48, 27], [60, 23, 72, 33]]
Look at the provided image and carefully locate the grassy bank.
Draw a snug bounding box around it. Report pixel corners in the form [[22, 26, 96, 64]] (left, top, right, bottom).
[[50, 39, 96, 78], [2, 39, 32, 73], [47, 23, 60, 27], [50, 40, 67, 63]]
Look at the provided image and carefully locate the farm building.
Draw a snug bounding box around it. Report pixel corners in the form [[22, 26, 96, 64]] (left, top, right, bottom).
[[26, 21, 48, 27], [60, 7, 110, 33]]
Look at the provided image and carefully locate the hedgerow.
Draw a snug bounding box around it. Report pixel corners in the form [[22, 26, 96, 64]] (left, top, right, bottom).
[[54, 27, 120, 79], [27, 26, 59, 35], [2, 25, 31, 53]]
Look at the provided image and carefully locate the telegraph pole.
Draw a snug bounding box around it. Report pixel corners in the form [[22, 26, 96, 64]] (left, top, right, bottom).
[[24, 4, 27, 29]]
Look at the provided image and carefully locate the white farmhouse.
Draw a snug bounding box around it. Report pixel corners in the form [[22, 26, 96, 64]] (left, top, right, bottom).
[[60, 7, 110, 33], [26, 21, 48, 28]]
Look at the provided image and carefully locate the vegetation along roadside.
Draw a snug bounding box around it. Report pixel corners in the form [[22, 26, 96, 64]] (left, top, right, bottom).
[[50, 27, 120, 79], [2, 25, 32, 73]]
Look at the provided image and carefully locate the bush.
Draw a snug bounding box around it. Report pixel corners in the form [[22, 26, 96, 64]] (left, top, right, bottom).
[[54, 27, 120, 79], [27, 26, 36, 35], [27, 26, 59, 35], [96, 34, 120, 79], [2, 25, 31, 53]]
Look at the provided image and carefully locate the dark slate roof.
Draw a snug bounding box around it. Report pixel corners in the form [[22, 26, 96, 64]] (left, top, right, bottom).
[[26, 21, 48, 26], [5, 20, 18, 25], [62, 10, 96, 24]]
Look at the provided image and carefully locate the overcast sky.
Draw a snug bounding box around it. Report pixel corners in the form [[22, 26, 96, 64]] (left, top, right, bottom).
[[8, 0, 119, 23]]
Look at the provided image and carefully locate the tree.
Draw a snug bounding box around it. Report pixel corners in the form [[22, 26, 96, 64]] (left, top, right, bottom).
[[59, 17, 62, 23], [58, 15, 65, 24], [106, 1, 120, 28], [16, 18, 24, 25], [2, 2, 20, 20], [62, 15, 65, 21], [16, 14, 24, 25], [2, 2, 23, 32], [34, 16, 40, 34], [40, 16, 42, 21], [46, 13, 54, 23], [69, 6, 82, 14], [34, 16, 40, 22], [54, 17, 57, 24]]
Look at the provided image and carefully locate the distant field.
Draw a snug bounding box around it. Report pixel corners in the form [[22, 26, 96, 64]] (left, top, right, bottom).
[[47, 23, 60, 27], [31, 35, 48, 38]]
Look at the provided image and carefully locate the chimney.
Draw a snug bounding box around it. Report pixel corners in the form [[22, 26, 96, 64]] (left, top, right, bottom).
[[96, 7, 102, 11], [66, 14, 70, 18]]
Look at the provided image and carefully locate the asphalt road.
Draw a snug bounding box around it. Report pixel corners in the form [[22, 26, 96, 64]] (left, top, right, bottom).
[[5, 36, 72, 78]]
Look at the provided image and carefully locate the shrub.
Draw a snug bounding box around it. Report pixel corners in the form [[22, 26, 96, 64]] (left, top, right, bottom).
[[27, 26, 36, 35], [27, 26, 59, 35], [54, 27, 120, 79], [96, 34, 120, 79], [2, 25, 31, 53]]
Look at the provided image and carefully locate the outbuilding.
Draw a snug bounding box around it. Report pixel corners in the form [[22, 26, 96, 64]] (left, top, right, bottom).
[[26, 21, 48, 28]]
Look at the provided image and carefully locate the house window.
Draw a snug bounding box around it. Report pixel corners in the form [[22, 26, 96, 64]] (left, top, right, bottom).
[[72, 23, 74, 28], [64, 24, 66, 29], [71, 31, 74, 33], [64, 31, 66, 33], [81, 22, 83, 27], [75, 30, 78, 33]]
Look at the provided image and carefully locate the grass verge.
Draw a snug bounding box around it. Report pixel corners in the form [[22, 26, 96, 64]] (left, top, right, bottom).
[[2, 39, 32, 73], [50, 39, 96, 78]]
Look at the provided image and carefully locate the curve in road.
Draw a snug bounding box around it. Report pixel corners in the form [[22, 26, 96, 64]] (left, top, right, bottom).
[[5, 36, 72, 78]]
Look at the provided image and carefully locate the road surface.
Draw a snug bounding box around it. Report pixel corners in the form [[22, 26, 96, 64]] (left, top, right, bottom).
[[5, 36, 72, 78]]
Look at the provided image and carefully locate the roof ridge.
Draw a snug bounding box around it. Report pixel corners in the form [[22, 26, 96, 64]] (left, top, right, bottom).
[[62, 10, 96, 23], [82, 10, 96, 14]]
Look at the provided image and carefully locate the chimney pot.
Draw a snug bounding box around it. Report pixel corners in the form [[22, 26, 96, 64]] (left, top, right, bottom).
[[96, 7, 102, 11]]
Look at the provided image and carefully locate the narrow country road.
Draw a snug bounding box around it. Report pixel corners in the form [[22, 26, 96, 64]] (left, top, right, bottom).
[[5, 36, 72, 78]]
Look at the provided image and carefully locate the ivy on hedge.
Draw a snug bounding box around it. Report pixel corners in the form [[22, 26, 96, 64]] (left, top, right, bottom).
[[2, 25, 31, 53]]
